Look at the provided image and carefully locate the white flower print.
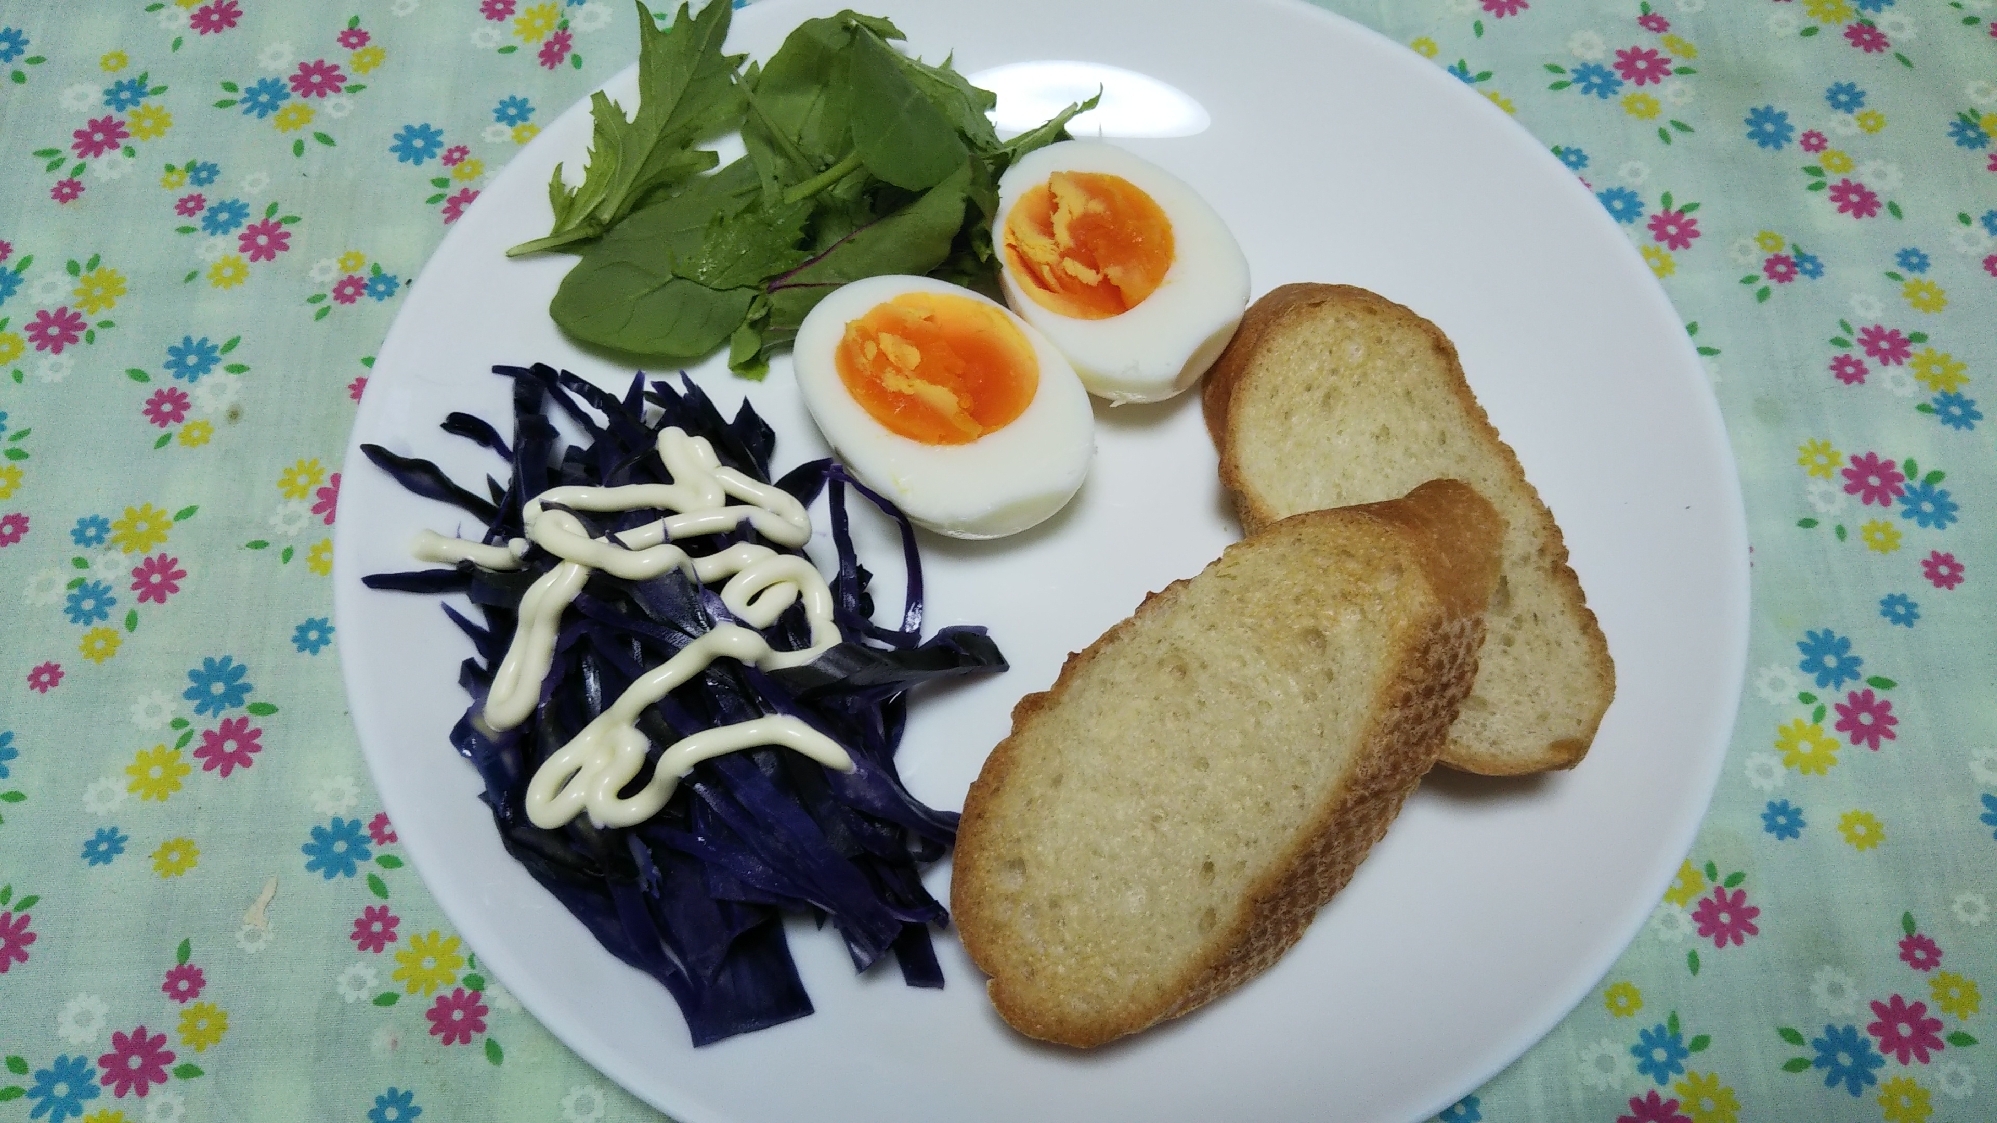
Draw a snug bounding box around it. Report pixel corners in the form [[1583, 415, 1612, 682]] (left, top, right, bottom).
[[310, 257, 341, 283], [392, 0, 421, 15], [1767, 10, 1800, 34], [34, 354, 72, 384], [95, 154, 134, 181], [92, 547, 133, 582], [197, 235, 231, 264], [1811, 965, 1859, 1016], [1567, 31, 1606, 60], [1575, 1038, 1634, 1091], [1947, 223, 1993, 256], [1967, 79, 1997, 107], [572, 2, 611, 32], [24, 568, 69, 606], [337, 960, 379, 1002], [325, 94, 354, 119], [59, 83, 98, 111], [259, 42, 294, 71], [1876, 13, 1913, 39], [484, 123, 514, 144], [55, 993, 109, 1045], [1857, 159, 1901, 191], [145, 1089, 186, 1123], [240, 170, 270, 194], [1806, 479, 1846, 516], [472, 26, 504, 49], [131, 690, 177, 729], [1754, 664, 1798, 704], [236, 922, 272, 952], [1880, 366, 1916, 399], [191, 372, 243, 415], [1969, 746, 1997, 786], [82, 776, 127, 815], [1648, 903, 1692, 943], [1953, 891, 1988, 926], [1744, 752, 1784, 792], [1618, 160, 1649, 185], [1848, 292, 1883, 319], [269, 500, 312, 537], [561, 1086, 608, 1123], [30, 273, 72, 303], [1934, 1060, 1975, 1099], [313, 774, 361, 814]]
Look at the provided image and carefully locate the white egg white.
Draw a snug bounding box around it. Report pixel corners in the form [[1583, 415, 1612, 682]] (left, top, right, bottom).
[[994, 140, 1250, 405], [792, 274, 1096, 540]]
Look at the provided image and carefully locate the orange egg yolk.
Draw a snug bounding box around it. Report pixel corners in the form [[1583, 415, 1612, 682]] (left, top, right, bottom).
[[834, 291, 1040, 446], [1002, 171, 1175, 320]]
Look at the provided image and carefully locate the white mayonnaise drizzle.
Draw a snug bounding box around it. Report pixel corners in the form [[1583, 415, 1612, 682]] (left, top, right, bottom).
[[409, 425, 850, 829]]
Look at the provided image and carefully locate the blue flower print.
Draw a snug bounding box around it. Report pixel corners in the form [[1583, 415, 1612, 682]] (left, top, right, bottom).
[[1762, 799, 1805, 839], [103, 77, 147, 111], [1982, 209, 1997, 237], [71, 514, 110, 548], [1632, 1023, 1689, 1084], [1793, 251, 1823, 279], [25, 1054, 99, 1123], [187, 160, 220, 187], [303, 816, 372, 879], [1898, 481, 1957, 529], [1555, 145, 1588, 171], [1572, 62, 1623, 99], [1879, 593, 1918, 627], [1950, 118, 1991, 150], [1745, 106, 1795, 150], [368, 1088, 423, 1123], [64, 579, 116, 626], [1894, 247, 1929, 274], [365, 272, 401, 301], [1812, 1024, 1883, 1096], [1598, 187, 1644, 224], [1437, 1094, 1480, 1123], [0, 409, 6, 437], [200, 197, 250, 236], [163, 335, 221, 382], [1932, 393, 1981, 431], [0, 28, 27, 66], [1797, 629, 1862, 690], [82, 826, 128, 866], [292, 617, 333, 654], [184, 655, 253, 716], [0, 267, 20, 306], [239, 76, 290, 119], [1982, 792, 1997, 839], [391, 123, 445, 165], [0, 729, 15, 778], [492, 95, 533, 126], [1853, 0, 1894, 10], [1824, 82, 1865, 113]]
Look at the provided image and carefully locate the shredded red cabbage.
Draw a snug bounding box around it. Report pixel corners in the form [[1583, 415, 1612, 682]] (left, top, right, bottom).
[[360, 363, 1004, 1045]]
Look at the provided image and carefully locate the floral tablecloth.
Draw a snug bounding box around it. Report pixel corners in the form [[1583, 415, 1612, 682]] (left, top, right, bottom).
[[0, 0, 1992, 1120]]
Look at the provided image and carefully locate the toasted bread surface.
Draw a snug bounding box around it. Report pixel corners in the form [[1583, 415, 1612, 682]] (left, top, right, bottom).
[[1202, 283, 1614, 775], [951, 480, 1502, 1048]]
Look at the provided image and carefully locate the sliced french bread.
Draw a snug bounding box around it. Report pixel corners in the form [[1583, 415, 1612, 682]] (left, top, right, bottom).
[[951, 479, 1503, 1048], [1202, 283, 1614, 775]]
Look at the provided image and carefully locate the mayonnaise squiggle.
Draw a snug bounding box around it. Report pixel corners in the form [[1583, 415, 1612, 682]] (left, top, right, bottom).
[[412, 425, 848, 829]]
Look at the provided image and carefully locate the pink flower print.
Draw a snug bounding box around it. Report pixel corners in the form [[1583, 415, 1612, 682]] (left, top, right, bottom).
[[175, 193, 207, 216], [0, 512, 26, 547], [192, 716, 261, 776], [1647, 209, 1700, 250], [368, 811, 396, 845], [1923, 551, 1964, 590], [131, 553, 186, 604], [288, 59, 347, 99], [1799, 130, 1828, 153], [337, 27, 371, 49], [1638, 12, 1670, 32], [0, 909, 35, 972], [1844, 21, 1889, 53], [1763, 254, 1798, 283], [143, 387, 191, 427], [1829, 354, 1867, 385], [426, 987, 488, 1045], [1856, 325, 1910, 365], [442, 188, 479, 224], [51, 178, 83, 204], [1691, 885, 1760, 948], [1842, 452, 1905, 506], [1988, 152, 1997, 174], [440, 145, 469, 168], [1834, 689, 1896, 750], [331, 275, 366, 304], [161, 962, 206, 1003], [27, 662, 62, 692], [1612, 46, 1672, 86], [0, 241, 11, 264], [1618, 1090, 1693, 1123], [71, 116, 130, 159], [1898, 933, 1942, 972], [97, 1025, 174, 1097], [190, 0, 242, 34], [539, 28, 574, 70], [481, 0, 517, 20], [1985, 253, 1997, 278], [1867, 995, 1944, 1064], [351, 904, 399, 953], [313, 473, 340, 525], [348, 375, 368, 402], [237, 218, 290, 263], [1828, 178, 1881, 219], [25, 307, 85, 354], [1482, 0, 1528, 17]]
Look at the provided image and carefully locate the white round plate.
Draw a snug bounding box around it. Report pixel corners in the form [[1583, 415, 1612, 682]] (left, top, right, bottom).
[[333, 1, 1748, 1120]]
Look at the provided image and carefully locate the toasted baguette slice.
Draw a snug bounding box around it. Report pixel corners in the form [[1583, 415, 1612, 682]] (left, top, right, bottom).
[[1202, 283, 1614, 775], [952, 480, 1503, 1048]]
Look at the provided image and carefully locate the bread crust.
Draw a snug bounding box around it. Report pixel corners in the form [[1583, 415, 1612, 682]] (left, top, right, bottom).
[[1201, 283, 1613, 775], [953, 481, 1502, 1047]]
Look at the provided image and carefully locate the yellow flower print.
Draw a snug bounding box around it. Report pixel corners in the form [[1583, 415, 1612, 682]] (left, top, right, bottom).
[[1928, 970, 1979, 1019], [152, 837, 199, 878], [1901, 279, 1946, 314], [1409, 36, 1439, 58], [128, 745, 191, 801], [1664, 859, 1706, 908], [1776, 718, 1840, 775], [1642, 245, 1675, 278], [1755, 231, 1786, 252], [111, 503, 172, 553], [337, 251, 368, 273], [511, 123, 539, 145], [0, 331, 24, 364], [352, 44, 386, 73], [178, 1001, 228, 1051], [1908, 349, 1968, 393], [1604, 981, 1643, 1018], [1860, 519, 1901, 554], [179, 420, 213, 447], [1819, 149, 1854, 174], [1876, 1075, 1930, 1123], [1660, 34, 1698, 59], [394, 930, 465, 995], [208, 255, 249, 290], [452, 158, 486, 182], [1838, 809, 1884, 850], [101, 50, 129, 72], [1671, 1071, 1738, 1123], [1484, 90, 1516, 114], [80, 627, 121, 664], [72, 267, 128, 315], [307, 538, 334, 576], [514, 2, 559, 43], [82, 1111, 131, 1123], [161, 167, 188, 189], [1855, 109, 1885, 134], [1983, 112, 1997, 137], [1622, 92, 1661, 120], [1803, 0, 1855, 22], [174, 0, 202, 7], [277, 457, 327, 500], [129, 104, 173, 141], [1797, 439, 1842, 479], [0, 464, 20, 500], [274, 103, 315, 133]]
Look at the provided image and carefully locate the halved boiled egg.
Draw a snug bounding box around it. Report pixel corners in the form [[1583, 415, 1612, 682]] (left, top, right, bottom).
[[994, 139, 1250, 404], [793, 274, 1095, 540]]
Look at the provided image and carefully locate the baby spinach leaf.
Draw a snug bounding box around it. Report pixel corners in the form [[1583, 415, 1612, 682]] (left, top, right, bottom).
[[554, 270, 754, 361], [846, 27, 967, 191]]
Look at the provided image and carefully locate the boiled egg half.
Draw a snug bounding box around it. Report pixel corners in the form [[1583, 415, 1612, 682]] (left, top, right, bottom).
[[994, 140, 1250, 404], [793, 274, 1095, 540]]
